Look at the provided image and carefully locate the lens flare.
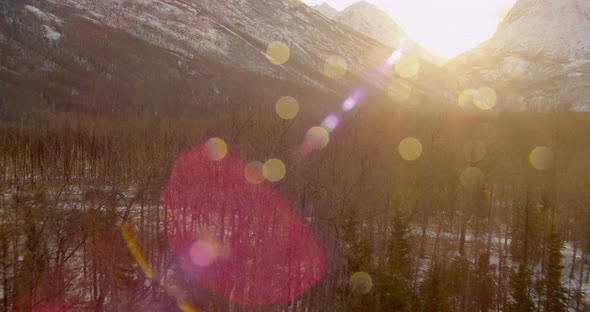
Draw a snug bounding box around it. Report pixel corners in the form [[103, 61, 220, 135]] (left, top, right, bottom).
[[178, 302, 200, 312], [323, 55, 348, 79], [204, 138, 228, 161], [398, 137, 423, 161], [460, 167, 485, 189], [388, 79, 412, 103], [306, 127, 330, 150], [342, 98, 356, 112], [458, 89, 477, 108], [321, 115, 340, 133], [267, 41, 290, 65], [391, 50, 402, 62], [121, 223, 156, 279], [276, 96, 299, 120], [244, 161, 265, 185], [190, 240, 218, 267], [395, 55, 420, 79], [349, 272, 373, 296], [474, 123, 497, 146], [163, 144, 326, 305], [474, 87, 497, 110], [529, 146, 554, 170], [463, 140, 487, 163], [263, 158, 286, 182]]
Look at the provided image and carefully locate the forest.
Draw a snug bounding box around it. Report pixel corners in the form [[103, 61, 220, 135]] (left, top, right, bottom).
[[0, 101, 589, 311]]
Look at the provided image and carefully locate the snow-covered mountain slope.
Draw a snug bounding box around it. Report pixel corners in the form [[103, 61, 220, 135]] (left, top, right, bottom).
[[446, 0, 590, 111], [334, 1, 445, 65], [494, 0, 590, 58], [0, 0, 453, 118], [311, 3, 338, 19]]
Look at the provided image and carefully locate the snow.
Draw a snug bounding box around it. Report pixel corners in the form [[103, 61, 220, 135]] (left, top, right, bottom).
[[311, 3, 339, 19], [43, 25, 61, 41], [490, 0, 590, 59], [448, 0, 590, 111], [24, 5, 49, 20], [333, 1, 445, 65], [24, 4, 63, 25], [334, 2, 405, 50]]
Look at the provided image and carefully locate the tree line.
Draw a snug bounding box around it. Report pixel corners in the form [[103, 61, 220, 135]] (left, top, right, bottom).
[[0, 104, 589, 311]]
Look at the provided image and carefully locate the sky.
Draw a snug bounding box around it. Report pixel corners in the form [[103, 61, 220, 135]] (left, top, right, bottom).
[[303, 0, 517, 59]]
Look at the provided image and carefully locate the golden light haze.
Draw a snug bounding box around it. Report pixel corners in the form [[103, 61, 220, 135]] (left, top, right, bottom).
[[304, 0, 517, 59]]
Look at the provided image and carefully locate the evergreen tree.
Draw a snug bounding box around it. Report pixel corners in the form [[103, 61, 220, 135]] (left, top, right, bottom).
[[541, 230, 567, 312], [341, 207, 372, 272], [511, 198, 542, 264], [472, 252, 495, 312], [420, 259, 450, 312], [378, 208, 413, 311], [339, 207, 376, 311], [447, 256, 470, 311], [505, 264, 535, 312]]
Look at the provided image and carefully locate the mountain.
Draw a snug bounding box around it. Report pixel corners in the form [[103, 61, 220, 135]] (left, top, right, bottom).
[[446, 0, 590, 111], [333, 1, 445, 65], [0, 0, 453, 119], [311, 3, 338, 19]]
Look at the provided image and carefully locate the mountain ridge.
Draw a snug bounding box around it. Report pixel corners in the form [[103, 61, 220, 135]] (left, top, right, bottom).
[[311, 3, 338, 19], [332, 1, 445, 65], [446, 0, 590, 111], [0, 0, 453, 119]]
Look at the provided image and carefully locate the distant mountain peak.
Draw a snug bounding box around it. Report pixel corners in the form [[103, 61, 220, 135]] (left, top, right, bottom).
[[490, 0, 590, 58], [334, 2, 405, 46], [333, 1, 445, 65], [340, 1, 395, 22], [311, 3, 339, 19], [446, 0, 590, 110]]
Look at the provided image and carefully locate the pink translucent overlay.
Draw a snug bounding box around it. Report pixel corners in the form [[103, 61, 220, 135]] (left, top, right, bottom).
[[163, 143, 326, 306]]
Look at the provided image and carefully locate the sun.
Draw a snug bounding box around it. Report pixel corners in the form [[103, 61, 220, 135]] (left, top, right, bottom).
[[304, 0, 517, 59], [380, 0, 517, 59]]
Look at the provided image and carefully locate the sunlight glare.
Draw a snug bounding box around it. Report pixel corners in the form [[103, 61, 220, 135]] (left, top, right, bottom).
[[267, 42, 290, 65], [306, 127, 330, 150], [121, 224, 155, 279], [381, 0, 517, 58], [322, 115, 340, 133], [190, 240, 218, 267], [460, 167, 485, 189], [474, 87, 497, 110], [276, 96, 299, 120], [398, 137, 423, 161], [388, 79, 412, 103], [244, 161, 265, 185], [350, 272, 373, 296], [323, 55, 348, 79], [178, 302, 200, 312], [387, 50, 403, 66], [395, 55, 420, 79], [474, 123, 497, 146], [458, 89, 477, 108], [342, 98, 356, 112], [342, 87, 366, 112], [263, 158, 287, 182], [204, 138, 228, 161], [463, 140, 486, 163], [529, 146, 553, 170]]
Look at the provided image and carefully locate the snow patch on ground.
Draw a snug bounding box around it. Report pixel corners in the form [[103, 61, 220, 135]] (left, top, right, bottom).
[[43, 25, 61, 41], [24, 4, 63, 25]]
